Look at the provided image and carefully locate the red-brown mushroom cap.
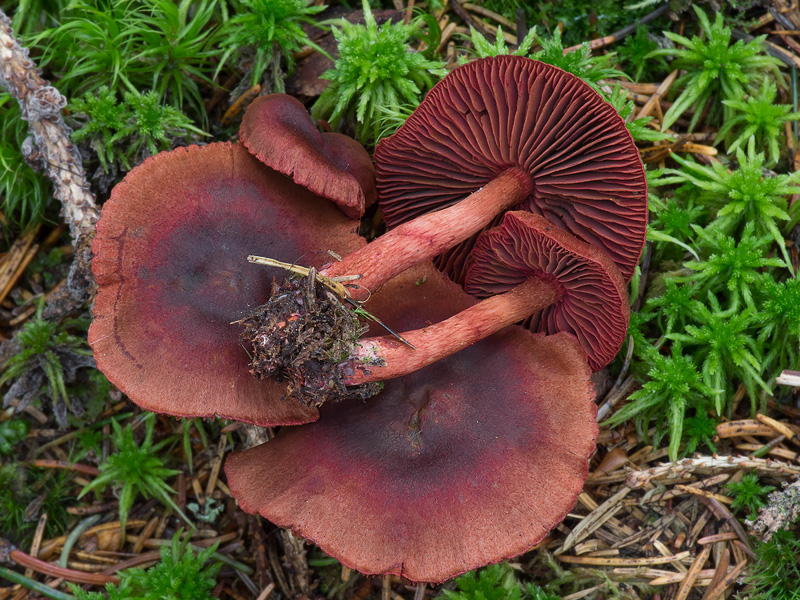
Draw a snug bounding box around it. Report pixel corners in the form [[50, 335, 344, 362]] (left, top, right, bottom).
[[240, 94, 377, 219], [225, 264, 598, 582], [89, 142, 364, 426], [374, 55, 647, 283], [465, 211, 629, 371]]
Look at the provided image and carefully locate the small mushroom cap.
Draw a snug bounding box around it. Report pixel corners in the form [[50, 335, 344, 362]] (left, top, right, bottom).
[[225, 264, 598, 582], [240, 94, 377, 219], [465, 211, 629, 371], [89, 142, 364, 426], [375, 55, 647, 283]]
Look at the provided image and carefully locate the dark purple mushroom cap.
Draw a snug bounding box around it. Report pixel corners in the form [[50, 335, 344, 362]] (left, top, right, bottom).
[[465, 211, 629, 371], [240, 94, 377, 219], [89, 142, 364, 426], [374, 55, 647, 283], [225, 263, 598, 582]]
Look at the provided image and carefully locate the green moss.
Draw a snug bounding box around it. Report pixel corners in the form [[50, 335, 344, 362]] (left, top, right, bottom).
[[311, 0, 446, 145]]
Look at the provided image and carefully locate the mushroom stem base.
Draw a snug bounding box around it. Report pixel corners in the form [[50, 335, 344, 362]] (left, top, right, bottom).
[[344, 276, 560, 384], [240, 274, 381, 406]]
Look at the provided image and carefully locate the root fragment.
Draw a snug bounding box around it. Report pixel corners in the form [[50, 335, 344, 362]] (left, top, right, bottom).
[[240, 272, 382, 406]]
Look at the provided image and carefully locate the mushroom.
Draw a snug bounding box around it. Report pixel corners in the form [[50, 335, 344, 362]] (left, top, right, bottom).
[[251, 212, 627, 404], [342, 211, 628, 377], [89, 141, 366, 426], [239, 94, 377, 219], [225, 263, 599, 583], [314, 55, 646, 300]]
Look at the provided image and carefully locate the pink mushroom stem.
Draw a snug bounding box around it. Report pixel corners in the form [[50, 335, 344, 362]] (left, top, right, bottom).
[[320, 168, 532, 297], [343, 276, 560, 384]]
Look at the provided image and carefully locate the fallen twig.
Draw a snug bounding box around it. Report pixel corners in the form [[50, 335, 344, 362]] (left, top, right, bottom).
[[0, 9, 98, 242], [626, 455, 800, 488], [0, 9, 98, 334]]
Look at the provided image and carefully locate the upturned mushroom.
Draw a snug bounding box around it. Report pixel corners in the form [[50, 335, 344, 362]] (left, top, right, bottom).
[[239, 94, 377, 219], [89, 124, 374, 425], [312, 54, 646, 301], [249, 212, 628, 404], [226, 263, 599, 583]]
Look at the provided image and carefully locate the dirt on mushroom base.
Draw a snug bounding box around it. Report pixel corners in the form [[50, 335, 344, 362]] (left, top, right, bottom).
[[240, 273, 382, 406]]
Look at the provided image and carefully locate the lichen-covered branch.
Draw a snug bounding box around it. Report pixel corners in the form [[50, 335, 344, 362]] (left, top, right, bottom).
[[747, 479, 800, 541], [0, 8, 99, 242]]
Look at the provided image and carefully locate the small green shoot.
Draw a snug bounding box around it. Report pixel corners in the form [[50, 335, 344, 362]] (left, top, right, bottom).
[[745, 529, 800, 600], [0, 463, 74, 546], [758, 276, 800, 373], [669, 294, 769, 416], [0, 417, 30, 455], [0, 93, 51, 228], [217, 0, 327, 91], [0, 301, 95, 429], [649, 6, 784, 131], [69, 530, 220, 600], [717, 79, 800, 165], [606, 86, 673, 143], [116, 90, 207, 168], [617, 24, 669, 82], [441, 562, 558, 600], [726, 473, 775, 518], [461, 26, 628, 100], [78, 413, 191, 538], [646, 192, 705, 260], [311, 0, 446, 145], [180, 417, 209, 475], [683, 413, 718, 456], [71, 87, 206, 172], [650, 139, 800, 268], [644, 278, 697, 336], [530, 28, 628, 96], [31, 0, 140, 98], [461, 25, 537, 60], [131, 0, 222, 119], [604, 343, 712, 461], [682, 223, 785, 311]]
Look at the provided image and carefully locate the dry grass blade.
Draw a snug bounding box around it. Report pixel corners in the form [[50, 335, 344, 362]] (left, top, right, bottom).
[[636, 69, 678, 121], [556, 551, 691, 566], [675, 545, 711, 600], [556, 486, 631, 553], [756, 413, 798, 442], [674, 484, 734, 504], [697, 532, 739, 545], [649, 568, 717, 586], [701, 558, 748, 600], [716, 419, 800, 438], [0, 228, 38, 305]]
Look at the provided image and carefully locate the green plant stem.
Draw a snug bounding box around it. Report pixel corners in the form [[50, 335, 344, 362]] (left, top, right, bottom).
[[59, 514, 102, 568], [209, 550, 252, 575], [794, 65, 798, 142], [0, 566, 77, 600]]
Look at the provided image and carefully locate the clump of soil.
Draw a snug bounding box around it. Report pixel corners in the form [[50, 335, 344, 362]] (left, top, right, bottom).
[[240, 270, 382, 406]]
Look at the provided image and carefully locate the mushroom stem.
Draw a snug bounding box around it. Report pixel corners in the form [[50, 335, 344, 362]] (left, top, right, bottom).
[[321, 168, 532, 298], [343, 276, 560, 384]]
